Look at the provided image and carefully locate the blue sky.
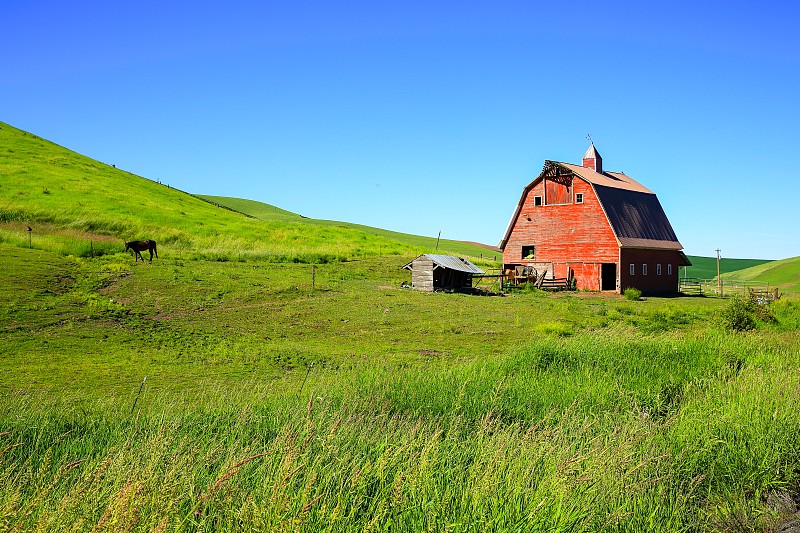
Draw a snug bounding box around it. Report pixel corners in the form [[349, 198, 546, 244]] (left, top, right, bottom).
[[3, 1, 799, 259]]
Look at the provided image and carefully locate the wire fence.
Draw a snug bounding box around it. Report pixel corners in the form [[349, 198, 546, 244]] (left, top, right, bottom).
[[679, 277, 780, 300]]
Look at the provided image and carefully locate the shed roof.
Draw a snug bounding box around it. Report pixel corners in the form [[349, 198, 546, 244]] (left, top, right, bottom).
[[499, 160, 682, 251], [402, 254, 484, 274]]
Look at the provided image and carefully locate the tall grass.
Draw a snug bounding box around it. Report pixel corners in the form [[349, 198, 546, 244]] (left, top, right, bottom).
[[2, 324, 800, 531], [3, 118, 800, 530]]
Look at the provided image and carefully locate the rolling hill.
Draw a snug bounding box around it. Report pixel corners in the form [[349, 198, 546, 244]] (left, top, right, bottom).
[[682, 255, 772, 280], [1, 120, 791, 277], [722, 255, 800, 292], [3, 121, 800, 528], [196, 195, 306, 222], [0, 122, 495, 261], [198, 194, 502, 259]]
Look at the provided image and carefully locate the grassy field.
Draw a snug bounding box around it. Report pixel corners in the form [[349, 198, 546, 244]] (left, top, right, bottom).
[[3, 121, 800, 531], [2, 244, 800, 531], [682, 255, 771, 280], [198, 194, 501, 258], [722, 256, 800, 293], [0, 122, 494, 263]]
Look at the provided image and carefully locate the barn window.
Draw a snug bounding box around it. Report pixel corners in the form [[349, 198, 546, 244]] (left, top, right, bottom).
[[657, 264, 662, 275], [521, 245, 535, 260], [534, 196, 542, 207], [575, 193, 584, 204], [629, 263, 635, 275], [668, 264, 673, 275], [642, 264, 648, 275]]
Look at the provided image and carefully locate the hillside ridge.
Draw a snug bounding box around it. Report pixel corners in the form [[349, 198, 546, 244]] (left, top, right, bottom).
[[0, 122, 496, 261], [200, 195, 501, 253], [722, 255, 800, 292]]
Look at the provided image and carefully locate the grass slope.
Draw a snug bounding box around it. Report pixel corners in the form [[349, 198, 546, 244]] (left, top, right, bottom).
[[683, 255, 771, 280], [200, 194, 501, 258], [197, 195, 306, 221], [4, 120, 800, 530], [0, 122, 496, 261], [723, 255, 800, 292], [2, 245, 800, 530]]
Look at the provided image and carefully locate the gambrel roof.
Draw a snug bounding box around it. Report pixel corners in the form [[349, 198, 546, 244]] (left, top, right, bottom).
[[499, 160, 683, 251]]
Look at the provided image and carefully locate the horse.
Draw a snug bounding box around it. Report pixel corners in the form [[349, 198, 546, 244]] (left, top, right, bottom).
[[125, 240, 158, 262]]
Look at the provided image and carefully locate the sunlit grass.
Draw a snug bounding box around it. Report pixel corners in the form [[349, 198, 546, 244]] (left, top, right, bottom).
[[2, 244, 799, 530], [0, 122, 495, 262], [3, 119, 800, 531]]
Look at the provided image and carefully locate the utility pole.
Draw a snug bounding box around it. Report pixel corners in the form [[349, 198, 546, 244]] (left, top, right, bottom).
[[435, 230, 441, 250], [716, 248, 722, 297]]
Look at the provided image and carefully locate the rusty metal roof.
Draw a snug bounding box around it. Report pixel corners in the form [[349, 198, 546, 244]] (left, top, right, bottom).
[[402, 254, 484, 274]]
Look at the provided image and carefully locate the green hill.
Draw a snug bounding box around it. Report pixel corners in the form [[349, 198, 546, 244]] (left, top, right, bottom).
[[196, 195, 305, 221], [0, 122, 495, 262], [682, 255, 771, 280], [722, 255, 800, 292], [199, 195, 501, 259]]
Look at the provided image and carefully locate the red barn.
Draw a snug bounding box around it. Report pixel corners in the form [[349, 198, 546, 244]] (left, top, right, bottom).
[[499, 144, 690, 295]]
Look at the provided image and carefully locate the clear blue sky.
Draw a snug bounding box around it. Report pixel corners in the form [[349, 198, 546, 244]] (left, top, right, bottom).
[[3, 0, 799, 259]]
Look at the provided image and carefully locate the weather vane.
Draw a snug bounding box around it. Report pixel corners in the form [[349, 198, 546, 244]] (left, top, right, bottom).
[[586, 133, 593, 143]]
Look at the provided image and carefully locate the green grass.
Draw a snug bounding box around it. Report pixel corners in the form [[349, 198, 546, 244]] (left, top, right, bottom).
[[722, 255, 800, 293], [0, 122, 496, 262], [199, 194, 501, 259], [3, 120, 800, 531], [683, 255, 772, 280], [196, 195, 306, 221], [2, 245, 800, 531]]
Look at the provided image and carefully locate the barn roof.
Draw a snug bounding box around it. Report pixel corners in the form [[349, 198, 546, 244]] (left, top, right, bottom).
[[559, 162, 653, 194], [593, 184, 681, 249], [401, 254, 484, 274], [499, 160, 682, 251]]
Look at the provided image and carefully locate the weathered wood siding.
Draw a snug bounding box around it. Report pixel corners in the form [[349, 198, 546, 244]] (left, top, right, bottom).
[[503, 177, 619, 291], [568, 263, 604, 291], [411, 257, 435, 291], [545, 179, 571, 205]]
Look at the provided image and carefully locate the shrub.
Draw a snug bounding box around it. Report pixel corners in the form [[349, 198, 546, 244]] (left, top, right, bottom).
[[519, 282, 547, 296], [623, 287, 642, 301], [720, 296, 756, 331]]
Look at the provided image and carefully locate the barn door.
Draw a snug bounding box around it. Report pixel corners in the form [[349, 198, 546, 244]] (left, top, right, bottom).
[[601, 263, 617, 291]]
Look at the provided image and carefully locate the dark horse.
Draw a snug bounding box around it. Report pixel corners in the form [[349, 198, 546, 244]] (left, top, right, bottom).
[[125, 240, 158, 262]]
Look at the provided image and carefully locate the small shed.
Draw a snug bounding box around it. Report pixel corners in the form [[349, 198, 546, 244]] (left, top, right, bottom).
[[402, 254, 484, 292]]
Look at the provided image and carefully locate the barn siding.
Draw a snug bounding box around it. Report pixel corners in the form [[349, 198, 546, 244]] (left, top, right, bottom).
[[569, 263, 604, 291], [619, 248, 681, 295], [503, 178, 619, 290], [545, 178, 571, 205]]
